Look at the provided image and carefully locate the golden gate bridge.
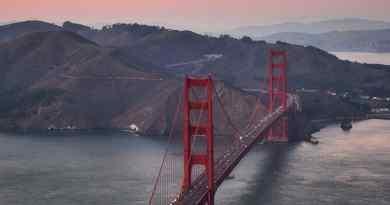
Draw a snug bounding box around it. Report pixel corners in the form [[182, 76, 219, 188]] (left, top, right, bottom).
[[148, 50, 300, 205]]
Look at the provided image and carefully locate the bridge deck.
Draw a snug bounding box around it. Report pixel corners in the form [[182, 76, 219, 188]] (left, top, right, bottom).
[[173, 99, 294, 205]]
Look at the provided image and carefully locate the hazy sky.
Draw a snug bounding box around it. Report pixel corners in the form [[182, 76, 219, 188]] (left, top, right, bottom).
[[1, 0, 390, 32]]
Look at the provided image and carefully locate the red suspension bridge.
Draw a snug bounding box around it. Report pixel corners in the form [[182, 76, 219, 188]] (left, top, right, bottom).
[[149, 50, 300, 205]]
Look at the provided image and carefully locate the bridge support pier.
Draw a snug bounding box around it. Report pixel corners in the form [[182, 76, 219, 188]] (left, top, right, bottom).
[[267, 50, 288, 142], [182, 75, 215, 205]]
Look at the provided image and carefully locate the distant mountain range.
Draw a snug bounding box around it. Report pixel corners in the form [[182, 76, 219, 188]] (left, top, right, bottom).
[[258, 29, 390, 52], [0, 20, 389, 132], [225, 18, 390, 52], [227, 18, 390, 37]]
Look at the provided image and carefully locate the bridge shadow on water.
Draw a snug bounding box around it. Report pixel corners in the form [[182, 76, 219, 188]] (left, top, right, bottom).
[[236, 142, 301, 205]]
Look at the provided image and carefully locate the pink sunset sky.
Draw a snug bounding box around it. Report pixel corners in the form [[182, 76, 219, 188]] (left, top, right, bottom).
[[1, 0, 390, 31]]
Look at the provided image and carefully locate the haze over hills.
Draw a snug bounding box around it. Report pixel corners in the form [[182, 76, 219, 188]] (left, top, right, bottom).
[[226, 18, 390, 38], [258, 29, 390, 52], [0, 20, 389, 132]]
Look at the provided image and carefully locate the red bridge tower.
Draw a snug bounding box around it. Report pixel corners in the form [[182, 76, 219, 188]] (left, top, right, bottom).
[[182, 76, 215, 205], [267, 50, 288, 142]]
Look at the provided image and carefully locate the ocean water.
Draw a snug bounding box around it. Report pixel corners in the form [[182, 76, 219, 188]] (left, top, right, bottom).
[[0, 120, 389, 205], [331, 52, 390, 65]]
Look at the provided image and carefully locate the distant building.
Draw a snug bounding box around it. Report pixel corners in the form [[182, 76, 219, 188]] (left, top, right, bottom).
[[129, 124, 140, 132]]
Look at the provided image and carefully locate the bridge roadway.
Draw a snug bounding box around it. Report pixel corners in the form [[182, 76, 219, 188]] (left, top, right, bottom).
[[172, 97, 295, 205]]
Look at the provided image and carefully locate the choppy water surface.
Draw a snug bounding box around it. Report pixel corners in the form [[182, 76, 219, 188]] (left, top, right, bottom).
[[1, 120, 390, 205], [219, 119, 390, 205]]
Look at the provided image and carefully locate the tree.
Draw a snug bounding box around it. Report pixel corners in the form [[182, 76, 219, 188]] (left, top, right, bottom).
[[241, 36, 253, 43]]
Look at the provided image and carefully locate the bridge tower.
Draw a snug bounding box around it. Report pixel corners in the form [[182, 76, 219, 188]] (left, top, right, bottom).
[[267, 50, 288, 142], [182, 75, 215, 205]]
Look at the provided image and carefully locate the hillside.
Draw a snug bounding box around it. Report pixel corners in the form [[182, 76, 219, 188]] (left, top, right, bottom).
[[63, 21, 167, 47], [0, 21, 389, 137], [60, 22, 390, 94], [0, 20, 61, 43], [0, 31, 265, 135], [104, 28, 390, 95], [259, 29, 390, 52]]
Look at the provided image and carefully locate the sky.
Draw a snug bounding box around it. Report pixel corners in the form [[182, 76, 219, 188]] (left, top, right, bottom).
[[1, 0, 390, 32]]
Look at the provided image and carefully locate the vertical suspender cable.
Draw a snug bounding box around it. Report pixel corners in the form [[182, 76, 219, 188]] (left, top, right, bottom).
[[149, 89, 183, 205]]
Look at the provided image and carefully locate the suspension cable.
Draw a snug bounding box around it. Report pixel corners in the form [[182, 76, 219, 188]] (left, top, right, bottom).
[[148, 88, 183, 205], [244, 96, 262, 131], [242, 58, 269, 135], [212, 83, 244, 138]]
